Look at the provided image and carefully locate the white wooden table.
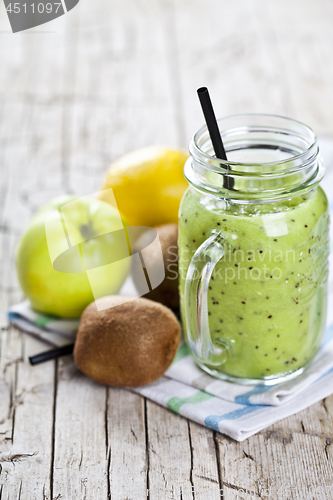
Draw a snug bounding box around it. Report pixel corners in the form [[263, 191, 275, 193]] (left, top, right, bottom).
[[1, 1, 333, 498]]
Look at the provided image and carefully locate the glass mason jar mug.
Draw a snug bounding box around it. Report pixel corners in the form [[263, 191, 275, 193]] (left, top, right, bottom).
[[179, 114, 329, 385]]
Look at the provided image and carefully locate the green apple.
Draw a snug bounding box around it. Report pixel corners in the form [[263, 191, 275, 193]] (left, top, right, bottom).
[[16, 195, 130, 318]]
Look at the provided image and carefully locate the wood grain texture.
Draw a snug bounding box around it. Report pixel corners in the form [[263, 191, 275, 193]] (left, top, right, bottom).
[[107, 388, 147, 499], [189, 423, 222, 500], [0, 334, 55, 500], [146, 400, 194, 499], [217, 420, 333, 499], [52, 359, 108, 499], [1, 0, 333, 498]]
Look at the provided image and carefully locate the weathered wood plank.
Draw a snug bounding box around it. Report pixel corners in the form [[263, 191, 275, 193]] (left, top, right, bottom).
[[189, 422, 222, 499], [52, 358, 108, 499], [0, 1, 78, 98], [146, 400, 194, 499], [0, 230, 22, 327], [64, 1, 180, 201], [216, 415, 333, 500], [175, 0, 294, 142], [264, 0, 333, 137], [2, 336, 54, 499], [0, 325, 22, 449], [0, 333, 55, 500], [107, 388, 148, 499], [297, 396, 333, 438], [175, 0, 333, 138]]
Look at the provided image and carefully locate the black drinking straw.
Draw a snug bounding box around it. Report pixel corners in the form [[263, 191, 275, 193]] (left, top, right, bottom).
[[197, 87, 228, 161], [197, 87, 234, 190], [29, 343, 74, 365]]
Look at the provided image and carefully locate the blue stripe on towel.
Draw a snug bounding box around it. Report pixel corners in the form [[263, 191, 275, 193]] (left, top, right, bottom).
[[318, 365, 333, 381], [321, 323, 333, 347], [204, 405, 262, 431], [235, 385, 270, 405], [7, 312, 19, 321]]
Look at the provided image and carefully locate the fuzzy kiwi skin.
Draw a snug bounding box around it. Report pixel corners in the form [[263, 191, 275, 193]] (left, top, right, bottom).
[[132, 223, 179, 310], [74, 296, 181, 387]]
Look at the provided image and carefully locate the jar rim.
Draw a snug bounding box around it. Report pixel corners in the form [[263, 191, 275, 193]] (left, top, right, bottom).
[[186, 113, 324, 201], [190, 113, 317, 169]]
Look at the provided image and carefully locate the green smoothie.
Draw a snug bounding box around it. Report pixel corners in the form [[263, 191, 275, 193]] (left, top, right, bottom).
[[179, 186, 329, 381]]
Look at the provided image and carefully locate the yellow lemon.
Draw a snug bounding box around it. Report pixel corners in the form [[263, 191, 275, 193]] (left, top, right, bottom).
[[98, 146, 189, 227]]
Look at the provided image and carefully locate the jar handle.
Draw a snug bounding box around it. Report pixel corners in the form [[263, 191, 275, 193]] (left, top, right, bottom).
[[184, 230, 233, 367]]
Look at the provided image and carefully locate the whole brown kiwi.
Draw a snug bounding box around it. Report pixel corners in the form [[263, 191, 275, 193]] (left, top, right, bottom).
[[132, 223, 179, 309], [74, 295, 181, 387]]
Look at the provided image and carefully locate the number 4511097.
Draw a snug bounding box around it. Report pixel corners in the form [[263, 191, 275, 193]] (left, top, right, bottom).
[[6, 3, 62, 13]]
